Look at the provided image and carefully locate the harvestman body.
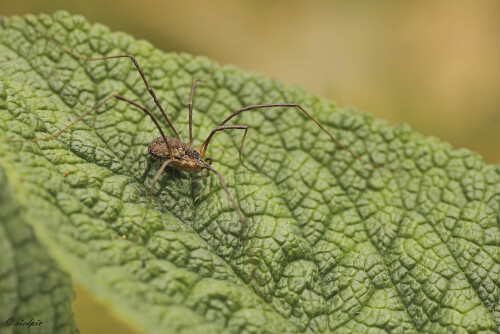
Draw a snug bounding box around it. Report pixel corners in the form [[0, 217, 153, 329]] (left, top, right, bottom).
[[8, 22, 399, 312]]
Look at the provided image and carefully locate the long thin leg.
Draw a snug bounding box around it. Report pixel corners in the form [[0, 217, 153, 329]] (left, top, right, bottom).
[[198, 125, 260, 173], [202, 166, 266, 313], [27, 21, 180, 140], [203, 166, 245, 229], [126, 159, 173, 248], [218, 103, 397, 170], [7, 94, 175, 159], [195, 168, 210, 181], [187, 64, 214, 147]]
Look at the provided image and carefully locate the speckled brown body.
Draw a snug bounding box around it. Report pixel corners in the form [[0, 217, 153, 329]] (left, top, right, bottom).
[[148, 136, 209, 172]]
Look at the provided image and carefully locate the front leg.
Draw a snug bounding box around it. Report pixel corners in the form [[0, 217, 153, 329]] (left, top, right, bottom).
[[196, 168, 211, 180]]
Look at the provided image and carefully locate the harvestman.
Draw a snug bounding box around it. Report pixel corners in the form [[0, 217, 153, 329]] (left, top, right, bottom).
[[8, 22, 399, 309]]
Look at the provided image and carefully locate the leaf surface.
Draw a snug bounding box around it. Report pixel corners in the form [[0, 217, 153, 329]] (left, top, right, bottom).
[[0, 166, 77, 334], [1, 11, 499, 334]]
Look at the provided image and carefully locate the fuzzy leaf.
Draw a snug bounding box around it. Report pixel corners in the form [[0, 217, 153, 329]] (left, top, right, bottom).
[[1, 11, 499, 334], [0, 166, 77, 334]]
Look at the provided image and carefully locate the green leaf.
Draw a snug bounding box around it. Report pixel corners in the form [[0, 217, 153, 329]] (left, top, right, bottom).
[[1, 11, 500, 333], [0, 166, 77, 333]]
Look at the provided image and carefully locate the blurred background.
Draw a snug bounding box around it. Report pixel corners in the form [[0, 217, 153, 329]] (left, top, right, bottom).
[[2, 0, 499, 333]]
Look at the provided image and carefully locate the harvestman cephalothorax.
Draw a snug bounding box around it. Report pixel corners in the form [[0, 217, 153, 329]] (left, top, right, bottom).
[[8, 22, 404, 313]]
